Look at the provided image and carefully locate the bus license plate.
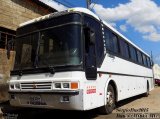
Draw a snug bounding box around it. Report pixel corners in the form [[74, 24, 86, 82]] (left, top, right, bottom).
[[29, 95, 41, 105]]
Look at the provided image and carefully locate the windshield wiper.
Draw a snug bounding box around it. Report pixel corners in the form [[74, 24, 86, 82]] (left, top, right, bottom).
[[19, 70, 23, 76], [48, 66, 55, 74]]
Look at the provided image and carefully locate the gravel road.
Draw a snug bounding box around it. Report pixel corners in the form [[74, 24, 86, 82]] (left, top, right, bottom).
[[0, 86, 160, 119]]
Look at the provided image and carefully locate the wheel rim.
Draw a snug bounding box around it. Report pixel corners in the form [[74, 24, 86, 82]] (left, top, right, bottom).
[[107, 90, 114, 107]]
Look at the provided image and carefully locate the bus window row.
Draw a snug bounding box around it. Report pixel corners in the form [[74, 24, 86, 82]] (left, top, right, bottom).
[[103, 26, 151, 68]]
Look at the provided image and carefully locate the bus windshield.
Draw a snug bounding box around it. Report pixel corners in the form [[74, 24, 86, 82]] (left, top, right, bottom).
[[14, 24, 82, 70]]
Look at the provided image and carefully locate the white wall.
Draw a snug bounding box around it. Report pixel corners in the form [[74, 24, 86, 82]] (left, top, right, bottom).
[[153, 64, 160, 79]]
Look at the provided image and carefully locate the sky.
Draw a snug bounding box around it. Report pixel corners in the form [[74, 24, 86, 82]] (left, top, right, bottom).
[[40, 0, 160, 65]]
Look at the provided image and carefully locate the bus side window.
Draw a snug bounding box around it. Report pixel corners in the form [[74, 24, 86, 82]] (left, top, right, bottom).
[[142, 54, 147, 66], [104, 28, 119, 54], [137, 50, 143, 64], [129, 45, 137, 62], [119, 39, 130, 59], [147, 57, 151, 68], [111, 33, 119, 53], [104, 28, 110, 51]]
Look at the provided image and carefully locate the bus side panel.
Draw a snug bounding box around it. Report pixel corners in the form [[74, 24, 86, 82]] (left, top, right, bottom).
[[82, 74, 110, 110], [112, 76, 146, 101], [99, 55, 153, 102]]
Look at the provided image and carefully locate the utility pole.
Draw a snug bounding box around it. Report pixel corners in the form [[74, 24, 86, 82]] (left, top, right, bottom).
[[86, 0, 91, 10]]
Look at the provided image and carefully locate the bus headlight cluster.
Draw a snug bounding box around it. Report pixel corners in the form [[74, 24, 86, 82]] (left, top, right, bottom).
[[10, 83, 20, 90], [63, 83, 69, 88], [15, 83, 20, 89], [55, 83, 61, 88], [54, 82, 78, 89], [10, 84, 14, 89]]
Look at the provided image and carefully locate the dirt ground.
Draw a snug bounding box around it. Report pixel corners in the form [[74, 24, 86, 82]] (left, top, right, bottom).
[[0, 86, 160, 119], [97, 86, 160, 119]]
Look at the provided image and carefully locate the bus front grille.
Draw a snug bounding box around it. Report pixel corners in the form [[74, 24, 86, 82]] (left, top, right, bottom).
[[21, 82, 52, 90]]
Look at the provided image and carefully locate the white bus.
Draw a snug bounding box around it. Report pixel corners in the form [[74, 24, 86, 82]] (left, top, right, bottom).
[[8, 7, 154, 114]]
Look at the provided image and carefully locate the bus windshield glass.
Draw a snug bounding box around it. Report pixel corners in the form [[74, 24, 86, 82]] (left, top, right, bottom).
[[14, 13, 82, 70], [38, 24, 82, 68]]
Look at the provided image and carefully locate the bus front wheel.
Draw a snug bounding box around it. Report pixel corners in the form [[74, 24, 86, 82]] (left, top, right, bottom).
[[99, 84, 115, 114]]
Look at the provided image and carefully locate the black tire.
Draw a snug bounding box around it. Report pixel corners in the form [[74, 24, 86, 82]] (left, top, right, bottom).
[[144, 83, 149, 97], [99, 84, 115, 114]]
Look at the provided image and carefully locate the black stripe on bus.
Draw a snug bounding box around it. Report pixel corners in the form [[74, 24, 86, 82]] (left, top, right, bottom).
[[97, 71, 153, 79], [9, 90, 79, 95]]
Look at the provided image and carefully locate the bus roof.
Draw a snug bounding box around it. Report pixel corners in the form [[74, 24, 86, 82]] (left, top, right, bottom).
[[19, 7, 150, 57]]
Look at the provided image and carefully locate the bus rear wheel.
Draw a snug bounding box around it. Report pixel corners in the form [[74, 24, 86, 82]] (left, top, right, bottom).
[[99, 84, 115, 114]]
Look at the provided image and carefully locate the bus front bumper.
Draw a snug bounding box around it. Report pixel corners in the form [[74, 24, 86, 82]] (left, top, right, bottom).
[[9, 90, 83, 110]]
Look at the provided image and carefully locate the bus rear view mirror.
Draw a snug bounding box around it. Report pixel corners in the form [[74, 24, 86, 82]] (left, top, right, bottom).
[[89, 30, 95, 45], [7, 40, 14, 59], [84, 26, 95, 45], [85, 66, 97, 80]]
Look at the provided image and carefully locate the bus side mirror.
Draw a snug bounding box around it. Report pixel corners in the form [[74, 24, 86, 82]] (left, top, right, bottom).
[[85, 66, 97, 80], [89, 30, 95, 45], [84, 26, 95, 45], [7, 40, 14, 59]]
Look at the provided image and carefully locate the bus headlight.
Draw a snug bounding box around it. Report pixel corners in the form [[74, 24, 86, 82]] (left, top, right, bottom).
[[53, 82, 79, 89], [15, 83, 20, 89], [55, 83, 61, 88], [63, 83, 70, 88], [10, 84, 14, 89]]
